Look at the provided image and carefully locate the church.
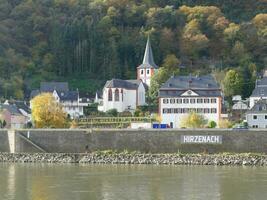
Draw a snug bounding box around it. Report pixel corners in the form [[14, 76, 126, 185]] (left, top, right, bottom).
[[98, 37, 158, 112]]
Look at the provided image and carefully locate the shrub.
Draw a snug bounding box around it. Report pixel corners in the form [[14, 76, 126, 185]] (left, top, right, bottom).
[[208, 121, 217, 128], [106, 109, 118, 117], [218, 119, 233, 128]]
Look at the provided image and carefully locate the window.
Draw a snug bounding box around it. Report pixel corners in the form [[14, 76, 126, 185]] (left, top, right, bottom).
[[252, 125, 258, 128], [204, 98, 210, 103], [141, 70, 144, 75], [253, 115, 257, 120], [176, 99, 182, 104], [183, 99, 189, 104], [197, 99, 203, 103], [115, 88, 119, 101], [265, 115, 267, 120], [147, 69, 150, 74], [211, 108, 217, 113], [190, 99, 195, 104], [204, 108, 210, 113], [108, 89, 112, 101], [211, 98, 217, 103], [163, 99, 169, 104], [121, 89, 123, 102]]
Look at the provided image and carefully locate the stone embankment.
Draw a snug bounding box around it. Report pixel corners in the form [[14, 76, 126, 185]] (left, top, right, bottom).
[[0, 152, 267, 166]]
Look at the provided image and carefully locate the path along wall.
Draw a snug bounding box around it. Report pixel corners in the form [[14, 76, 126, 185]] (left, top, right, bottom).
[[0, 130, 10, 152], [12, 129, 267, 154]]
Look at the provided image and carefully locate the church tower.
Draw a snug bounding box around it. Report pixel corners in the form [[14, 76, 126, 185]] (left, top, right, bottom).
[[137, 36, 158, 87]]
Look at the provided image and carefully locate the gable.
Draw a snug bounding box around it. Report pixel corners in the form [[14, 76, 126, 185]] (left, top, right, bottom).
[[181, 90, 199, 96]]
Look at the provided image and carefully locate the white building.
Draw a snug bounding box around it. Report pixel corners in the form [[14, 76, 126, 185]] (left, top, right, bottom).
[[101, 79, 147, 112], [159, 75, 223, 128], [246, 100, 267, 128], [98, 36, 157, 113], [249, 76, 267, 108], [137, 36, 158, 87], [30, 82, 89, 118]]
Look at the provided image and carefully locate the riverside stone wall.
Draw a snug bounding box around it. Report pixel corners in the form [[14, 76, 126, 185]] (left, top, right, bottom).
[[0, 130, 9, 152], [13, 129, 267, 154], [0, 152, 267, 166]]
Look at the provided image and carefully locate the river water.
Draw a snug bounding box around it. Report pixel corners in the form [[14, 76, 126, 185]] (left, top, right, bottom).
[[0, 163, 267, 200]]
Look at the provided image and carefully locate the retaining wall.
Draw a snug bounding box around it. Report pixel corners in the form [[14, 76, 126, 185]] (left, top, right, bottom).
[[13, 129, 267, 153]]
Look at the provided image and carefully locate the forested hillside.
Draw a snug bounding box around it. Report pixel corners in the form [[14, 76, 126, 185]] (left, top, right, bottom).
[[0, 0, 266, 99]]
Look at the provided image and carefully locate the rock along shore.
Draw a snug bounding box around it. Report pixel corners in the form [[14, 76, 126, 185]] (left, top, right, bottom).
[[0, 152, 267, 166]]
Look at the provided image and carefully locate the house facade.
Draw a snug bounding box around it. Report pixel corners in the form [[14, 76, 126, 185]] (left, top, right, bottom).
[[101, 79, 146, 112], [30, 82, 88, 118], [246, 100, 267, 129], [159, 75, 222, 128]]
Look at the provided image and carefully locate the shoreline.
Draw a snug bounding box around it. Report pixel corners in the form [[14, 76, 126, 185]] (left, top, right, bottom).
[[0, 152, 267, 166]]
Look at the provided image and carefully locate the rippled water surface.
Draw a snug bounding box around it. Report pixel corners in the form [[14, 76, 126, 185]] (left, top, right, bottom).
[[0, 163, 267, 200]]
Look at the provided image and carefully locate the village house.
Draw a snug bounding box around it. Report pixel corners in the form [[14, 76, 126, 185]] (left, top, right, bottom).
[[246, 100, 267, 129], [249, 75, 267, 108], [30, 82, 89, 118], [98, 36, 157, 113], [159, 75, 223, 128], [0, 104, 29, 129]]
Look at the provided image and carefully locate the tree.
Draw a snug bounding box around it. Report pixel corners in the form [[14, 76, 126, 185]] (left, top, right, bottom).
[[31, 93, 68, 128], [223, 69, 244, 98], [180, 112, 207, 128], [106, 108, 118, 117]]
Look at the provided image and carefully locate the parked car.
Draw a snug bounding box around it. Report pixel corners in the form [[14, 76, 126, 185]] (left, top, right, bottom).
[[232, 124, 248, 130]]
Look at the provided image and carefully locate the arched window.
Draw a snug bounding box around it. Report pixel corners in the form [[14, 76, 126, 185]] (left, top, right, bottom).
[[108, 89, 112, 101], [121, 89, 123, 102], [115, 88, 120, 101]]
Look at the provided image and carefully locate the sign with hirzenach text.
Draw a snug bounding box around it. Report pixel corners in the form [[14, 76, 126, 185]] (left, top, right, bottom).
[[181, 135, 222, 144]]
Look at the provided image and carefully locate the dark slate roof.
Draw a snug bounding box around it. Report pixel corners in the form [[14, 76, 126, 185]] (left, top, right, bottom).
[[137, 37, 158, 69], [30, 90, 40, 99], [104, 79, 142, 90], [246, 100, 267, 114], [159, 75, 221, 97], [250, 78, 267, 97], [40, 82, 69, 92], [56, 91, 78, 101], [1, 104, 22, 115], [12, 101, 31, 114]]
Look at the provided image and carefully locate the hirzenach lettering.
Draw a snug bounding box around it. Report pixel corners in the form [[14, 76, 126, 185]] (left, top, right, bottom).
[[181, 135, 222, 144]]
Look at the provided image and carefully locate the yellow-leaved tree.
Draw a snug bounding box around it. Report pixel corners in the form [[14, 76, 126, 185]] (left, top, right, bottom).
[[31, 93, 68, 128], [180, 112, 207, 128]]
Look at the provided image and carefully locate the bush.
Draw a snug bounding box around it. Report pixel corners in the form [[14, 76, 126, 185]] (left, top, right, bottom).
[[106, 109, 118, 117], [118, 111, 132, 117], [218, 119, 233, 128], [208, 121, 217, 128]]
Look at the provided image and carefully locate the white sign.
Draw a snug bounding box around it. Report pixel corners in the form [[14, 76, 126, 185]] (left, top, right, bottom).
[[181, 135, 222, 144]]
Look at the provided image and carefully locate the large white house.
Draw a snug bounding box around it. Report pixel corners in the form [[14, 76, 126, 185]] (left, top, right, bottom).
[[159, 75, 223, 128], [249, 76, 267, 108], [100, 79, 147, 112], [30, 82, 89, 118]]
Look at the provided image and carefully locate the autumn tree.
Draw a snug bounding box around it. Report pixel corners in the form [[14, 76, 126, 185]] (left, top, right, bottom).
[[31, 93, 68, 128], [180, 112, 207, 128], [223, 69, 244, 98]]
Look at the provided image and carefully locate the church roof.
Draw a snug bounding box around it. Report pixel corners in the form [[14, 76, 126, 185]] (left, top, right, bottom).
[[137, 37, 158, 69], [104, 79, 143, 90]]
